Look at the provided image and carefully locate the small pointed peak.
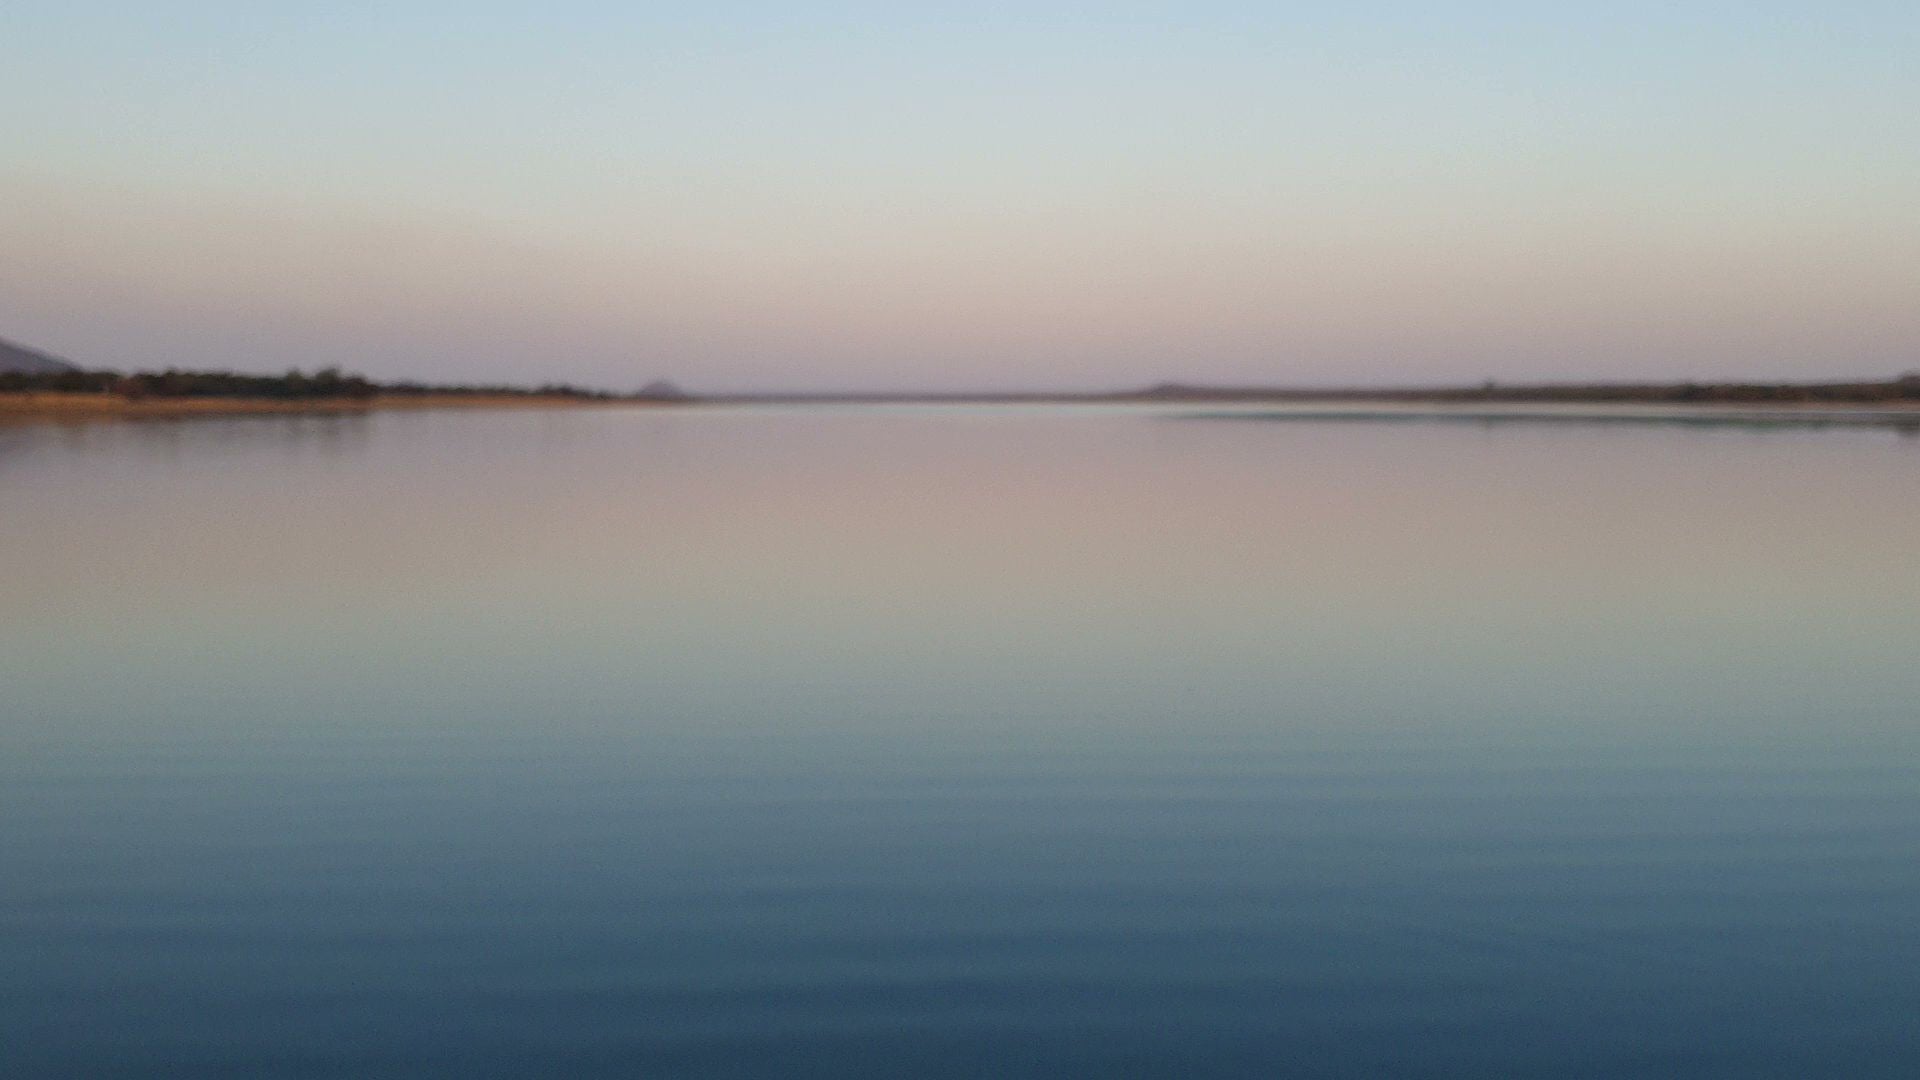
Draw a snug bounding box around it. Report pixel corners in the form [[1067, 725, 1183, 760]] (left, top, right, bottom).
[[634, 379, 691, 401]]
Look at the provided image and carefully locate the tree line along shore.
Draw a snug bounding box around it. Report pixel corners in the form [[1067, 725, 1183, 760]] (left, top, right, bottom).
[[1, 366, 631, 401], [0, 366, 690, 418], [7, 363, 1920, 418]]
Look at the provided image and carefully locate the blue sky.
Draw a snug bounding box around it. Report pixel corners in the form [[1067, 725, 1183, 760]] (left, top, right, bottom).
[[3, 2, 1916, 389]]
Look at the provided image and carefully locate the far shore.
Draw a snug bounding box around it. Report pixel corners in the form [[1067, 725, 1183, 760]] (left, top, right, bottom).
[[7, 388, 1920, 428], [0, 391, 666, 422]]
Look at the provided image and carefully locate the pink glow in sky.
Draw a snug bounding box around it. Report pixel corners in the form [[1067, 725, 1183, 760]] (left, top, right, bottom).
[[3, 4, 1917, 391]]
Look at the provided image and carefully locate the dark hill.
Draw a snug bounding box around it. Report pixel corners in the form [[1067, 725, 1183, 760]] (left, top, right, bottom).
[[0, 337, 79, 375], [634, 379, 691, 401]]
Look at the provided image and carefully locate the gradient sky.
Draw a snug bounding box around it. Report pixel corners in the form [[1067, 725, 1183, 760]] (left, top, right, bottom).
[[3, 2, 1917, 391]]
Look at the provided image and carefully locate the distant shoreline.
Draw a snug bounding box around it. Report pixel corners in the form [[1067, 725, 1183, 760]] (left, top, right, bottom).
[[8, 390, 1920, 428], [702, 375, 1920, 408], [9, 373, 1920, 427]]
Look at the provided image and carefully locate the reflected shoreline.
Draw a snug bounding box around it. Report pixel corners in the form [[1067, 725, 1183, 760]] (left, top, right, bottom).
[[1173, 402, 1920, 433], [0, 392, 661, 425]]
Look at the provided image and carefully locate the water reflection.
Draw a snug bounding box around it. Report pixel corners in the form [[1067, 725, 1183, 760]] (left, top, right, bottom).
[[3, 406, 1918, 1077]]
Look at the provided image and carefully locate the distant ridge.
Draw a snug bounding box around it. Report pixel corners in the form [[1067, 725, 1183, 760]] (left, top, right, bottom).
[[0, 337, 79, 375]]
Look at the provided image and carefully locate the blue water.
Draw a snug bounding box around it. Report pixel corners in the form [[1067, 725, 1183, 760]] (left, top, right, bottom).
[[3, 407, 1918, 1077]]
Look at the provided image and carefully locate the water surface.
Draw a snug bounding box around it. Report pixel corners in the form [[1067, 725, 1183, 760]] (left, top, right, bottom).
[[4, 406, 1918, 1077]]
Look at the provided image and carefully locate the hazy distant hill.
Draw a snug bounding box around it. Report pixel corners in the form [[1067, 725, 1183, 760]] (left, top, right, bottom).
[[635, 379, 691, 401], [0, 337, 79, 375]]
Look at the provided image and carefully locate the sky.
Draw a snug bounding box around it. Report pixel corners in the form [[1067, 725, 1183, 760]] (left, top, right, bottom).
[[2, 2, 1917, 392]]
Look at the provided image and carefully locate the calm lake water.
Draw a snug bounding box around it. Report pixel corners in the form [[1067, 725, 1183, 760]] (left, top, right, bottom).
[[4, 405, 1918, 1077]]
